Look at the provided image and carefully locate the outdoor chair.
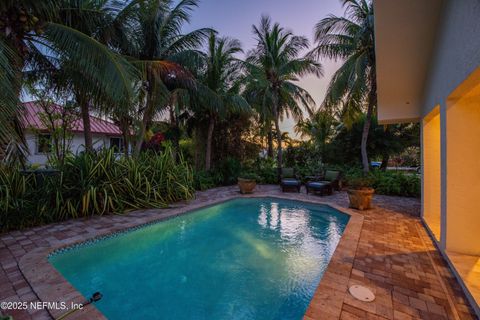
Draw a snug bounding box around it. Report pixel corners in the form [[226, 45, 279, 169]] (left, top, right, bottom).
[[306, 170, 342, 195], [280, 167, 301, 192]]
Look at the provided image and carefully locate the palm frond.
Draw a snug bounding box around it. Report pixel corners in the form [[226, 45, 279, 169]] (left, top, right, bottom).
[[43, 22, 137, 102], [0, 39, 24, 158]]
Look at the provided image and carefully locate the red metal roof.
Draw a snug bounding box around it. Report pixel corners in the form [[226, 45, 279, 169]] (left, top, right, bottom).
[[22, 101, 122, 135]]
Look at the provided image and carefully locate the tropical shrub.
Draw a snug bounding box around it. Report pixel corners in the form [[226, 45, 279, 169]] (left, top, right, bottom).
[[238, 171, 260, 181], [193, 157, 277, 190], [346, 175, 375, 190], [246, 158, 278, 184], [193, 170, 223, 191], [0, 146, 194, 232], [217, 157, 242, 185], [344, 168, 420, 197], [142, 132, 166, 152], [369, 170, 420, 197]]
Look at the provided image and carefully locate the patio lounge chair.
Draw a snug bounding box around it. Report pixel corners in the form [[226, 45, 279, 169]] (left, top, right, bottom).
[[306, 170, 342, 195], [280, 167, 301, 192]]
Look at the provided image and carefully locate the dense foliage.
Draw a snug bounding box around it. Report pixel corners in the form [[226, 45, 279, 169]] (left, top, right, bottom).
[[0, 147, 194, 232], [311, 0, 376, 173], [344, 168, 420, 197], [192, 156, 420, 198], [0, 0, 423, 234]]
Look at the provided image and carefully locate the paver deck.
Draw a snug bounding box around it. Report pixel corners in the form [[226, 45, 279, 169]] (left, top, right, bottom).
[[0, 185, 477, 319]]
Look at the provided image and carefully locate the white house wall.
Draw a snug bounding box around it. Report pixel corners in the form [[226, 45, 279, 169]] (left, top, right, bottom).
[[25, 131, 121, 166]]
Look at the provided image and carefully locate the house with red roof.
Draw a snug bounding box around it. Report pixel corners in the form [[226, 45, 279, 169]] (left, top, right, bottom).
[[23, 101, 127, 165]]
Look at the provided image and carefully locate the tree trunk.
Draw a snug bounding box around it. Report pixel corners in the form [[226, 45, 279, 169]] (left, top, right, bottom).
[[380, 153, 389, 171], [134, 71, 156, 157], [361, 70, 377, 174], [194, 128, 201, 171], [274, 115, 282, 181], [120, 117, 130, 157], [134, 109, 149, 156], [205, 116, 215, 171], [169, 104, 180, 162], [267, 127, 274, 158], [77, 93, 93, 153], [380, 125, 390, 171]]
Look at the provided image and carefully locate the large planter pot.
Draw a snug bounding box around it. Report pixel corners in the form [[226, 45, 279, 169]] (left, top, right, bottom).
[[238, 178, 257, 194], [347, 188, 375, 210]]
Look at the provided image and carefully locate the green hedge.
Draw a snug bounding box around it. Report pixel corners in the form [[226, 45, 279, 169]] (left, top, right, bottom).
[[0, 146, 194, 232], [345, 168, 420, 197], [191, 158, 420, 198], [193, 158, 278, 191]]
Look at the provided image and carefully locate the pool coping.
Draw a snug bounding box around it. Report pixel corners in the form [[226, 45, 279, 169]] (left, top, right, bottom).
[[18, 193, 364, 320]]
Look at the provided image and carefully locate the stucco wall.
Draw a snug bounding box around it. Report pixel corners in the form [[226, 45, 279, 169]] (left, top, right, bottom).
[[25, 131, 120, 166], [422, 107, 441, 241], [422, 0, 480, 114], [446, 90, 480, 255]]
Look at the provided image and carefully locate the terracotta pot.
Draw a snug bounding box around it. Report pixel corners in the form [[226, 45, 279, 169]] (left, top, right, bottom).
[[238, 178, 257, 194], [347, 188, 375, 210]]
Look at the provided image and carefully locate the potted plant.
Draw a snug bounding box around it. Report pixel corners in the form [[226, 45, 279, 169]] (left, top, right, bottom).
[[237, 171, 259, 194], [347, 175, 375, 210]]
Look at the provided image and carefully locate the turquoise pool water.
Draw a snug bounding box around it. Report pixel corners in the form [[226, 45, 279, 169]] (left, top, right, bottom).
[[49, 198, 349, 320]]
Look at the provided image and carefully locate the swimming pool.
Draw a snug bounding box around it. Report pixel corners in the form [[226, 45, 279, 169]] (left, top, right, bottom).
[[49, 197, 349, 320]]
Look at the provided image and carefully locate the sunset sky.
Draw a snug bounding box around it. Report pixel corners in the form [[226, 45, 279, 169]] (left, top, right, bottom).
[[23, 1, 347, 138], [188, 0, 345, 137]]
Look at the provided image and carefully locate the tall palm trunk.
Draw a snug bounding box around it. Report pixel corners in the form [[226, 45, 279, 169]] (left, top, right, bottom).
[[361, 70, 377, 174], [76, 92, 93, 153], [380, 125, 390, 171], [380, 153, 389, 171], [194, 128, 202, 171], [134, 106, 150, 156], [272, 93, 283, 180], [169, 104, 180, 162], [119, 117, 130, 157], [273, 112, 282, 180], [205, 116, 215, 170], [134, 73, 155, 157], [267, 127, 274, 158]]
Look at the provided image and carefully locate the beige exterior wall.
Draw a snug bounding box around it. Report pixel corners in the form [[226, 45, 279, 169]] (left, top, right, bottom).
[[422, 107, 441, 241], [445, 83, 480, 255], [374, 0, 444, 124], [375, 0, 480, 314]]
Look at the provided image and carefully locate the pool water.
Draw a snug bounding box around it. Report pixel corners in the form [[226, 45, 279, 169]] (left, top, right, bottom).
[[49, 198, 349, 320]]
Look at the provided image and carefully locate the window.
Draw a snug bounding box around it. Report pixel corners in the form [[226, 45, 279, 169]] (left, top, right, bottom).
[[110, 137, 124, 153], [37, 134, 52, 154]]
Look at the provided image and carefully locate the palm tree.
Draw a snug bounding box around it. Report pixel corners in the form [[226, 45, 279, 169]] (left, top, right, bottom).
[[112, 0, 211, 156], [195, 32, 250, 170], [295, 109, 337, 159], [0, 0, 136, 157], [311, 0, 375, 173], [54, 0, 139, 153], [245, 15, 322, 178]]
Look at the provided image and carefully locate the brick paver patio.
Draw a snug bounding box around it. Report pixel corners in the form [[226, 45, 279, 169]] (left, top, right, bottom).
[[0, 185, 476, 319]]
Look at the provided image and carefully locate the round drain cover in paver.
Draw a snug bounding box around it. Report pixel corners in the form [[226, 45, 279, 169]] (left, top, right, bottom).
[[348, 285, 375, 302]]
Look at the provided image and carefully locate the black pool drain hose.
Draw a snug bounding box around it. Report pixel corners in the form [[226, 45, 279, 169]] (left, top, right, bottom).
[[56, 292, 103, 320]]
